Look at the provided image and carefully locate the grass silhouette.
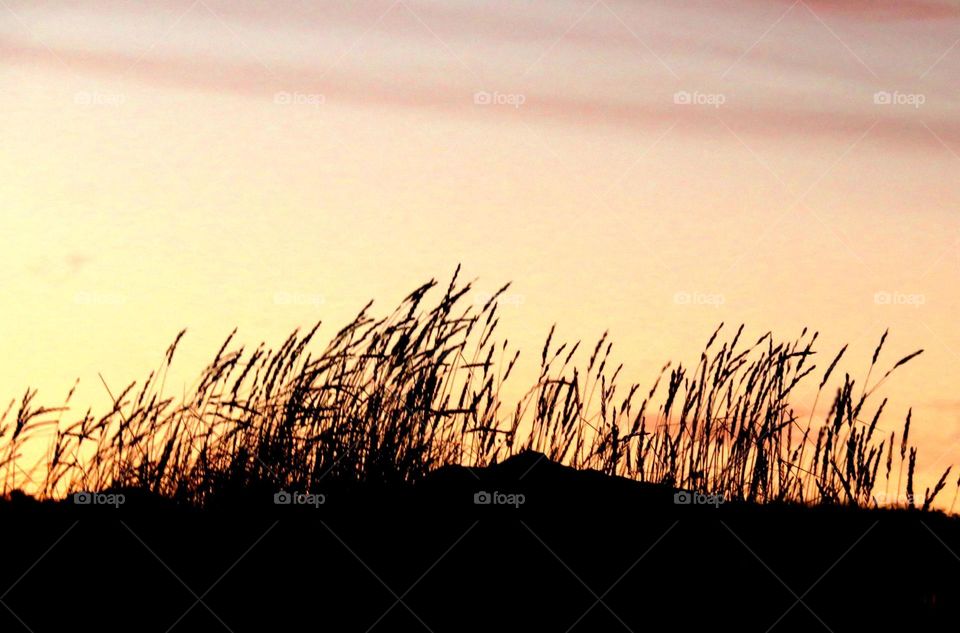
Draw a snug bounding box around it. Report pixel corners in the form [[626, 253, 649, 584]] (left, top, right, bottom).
[[0, 267, 953, 511]]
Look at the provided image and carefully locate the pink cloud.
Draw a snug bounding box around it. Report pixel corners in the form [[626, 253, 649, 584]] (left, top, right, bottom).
[[3, 36, 958, 154], [798, 0, 959, 20]]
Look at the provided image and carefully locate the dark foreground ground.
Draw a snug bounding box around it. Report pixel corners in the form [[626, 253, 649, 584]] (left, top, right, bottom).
[[1, 452, 957, 632]]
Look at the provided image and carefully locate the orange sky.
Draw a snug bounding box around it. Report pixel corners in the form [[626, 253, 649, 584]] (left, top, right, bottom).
[[1, 0, 959, 497]]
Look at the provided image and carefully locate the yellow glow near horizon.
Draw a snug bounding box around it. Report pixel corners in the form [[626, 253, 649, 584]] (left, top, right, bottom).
[[2, 0, 959, 501]]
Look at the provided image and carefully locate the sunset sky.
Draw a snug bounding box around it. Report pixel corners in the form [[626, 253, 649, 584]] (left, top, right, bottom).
[[2, 0, 959, 494]]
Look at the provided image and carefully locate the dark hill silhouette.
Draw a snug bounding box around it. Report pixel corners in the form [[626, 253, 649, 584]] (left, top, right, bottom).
[[2, 451, 957, 632]]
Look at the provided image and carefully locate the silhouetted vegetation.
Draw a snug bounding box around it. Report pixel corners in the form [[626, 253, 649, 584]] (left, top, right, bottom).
[[0, 269, 953, 511]]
